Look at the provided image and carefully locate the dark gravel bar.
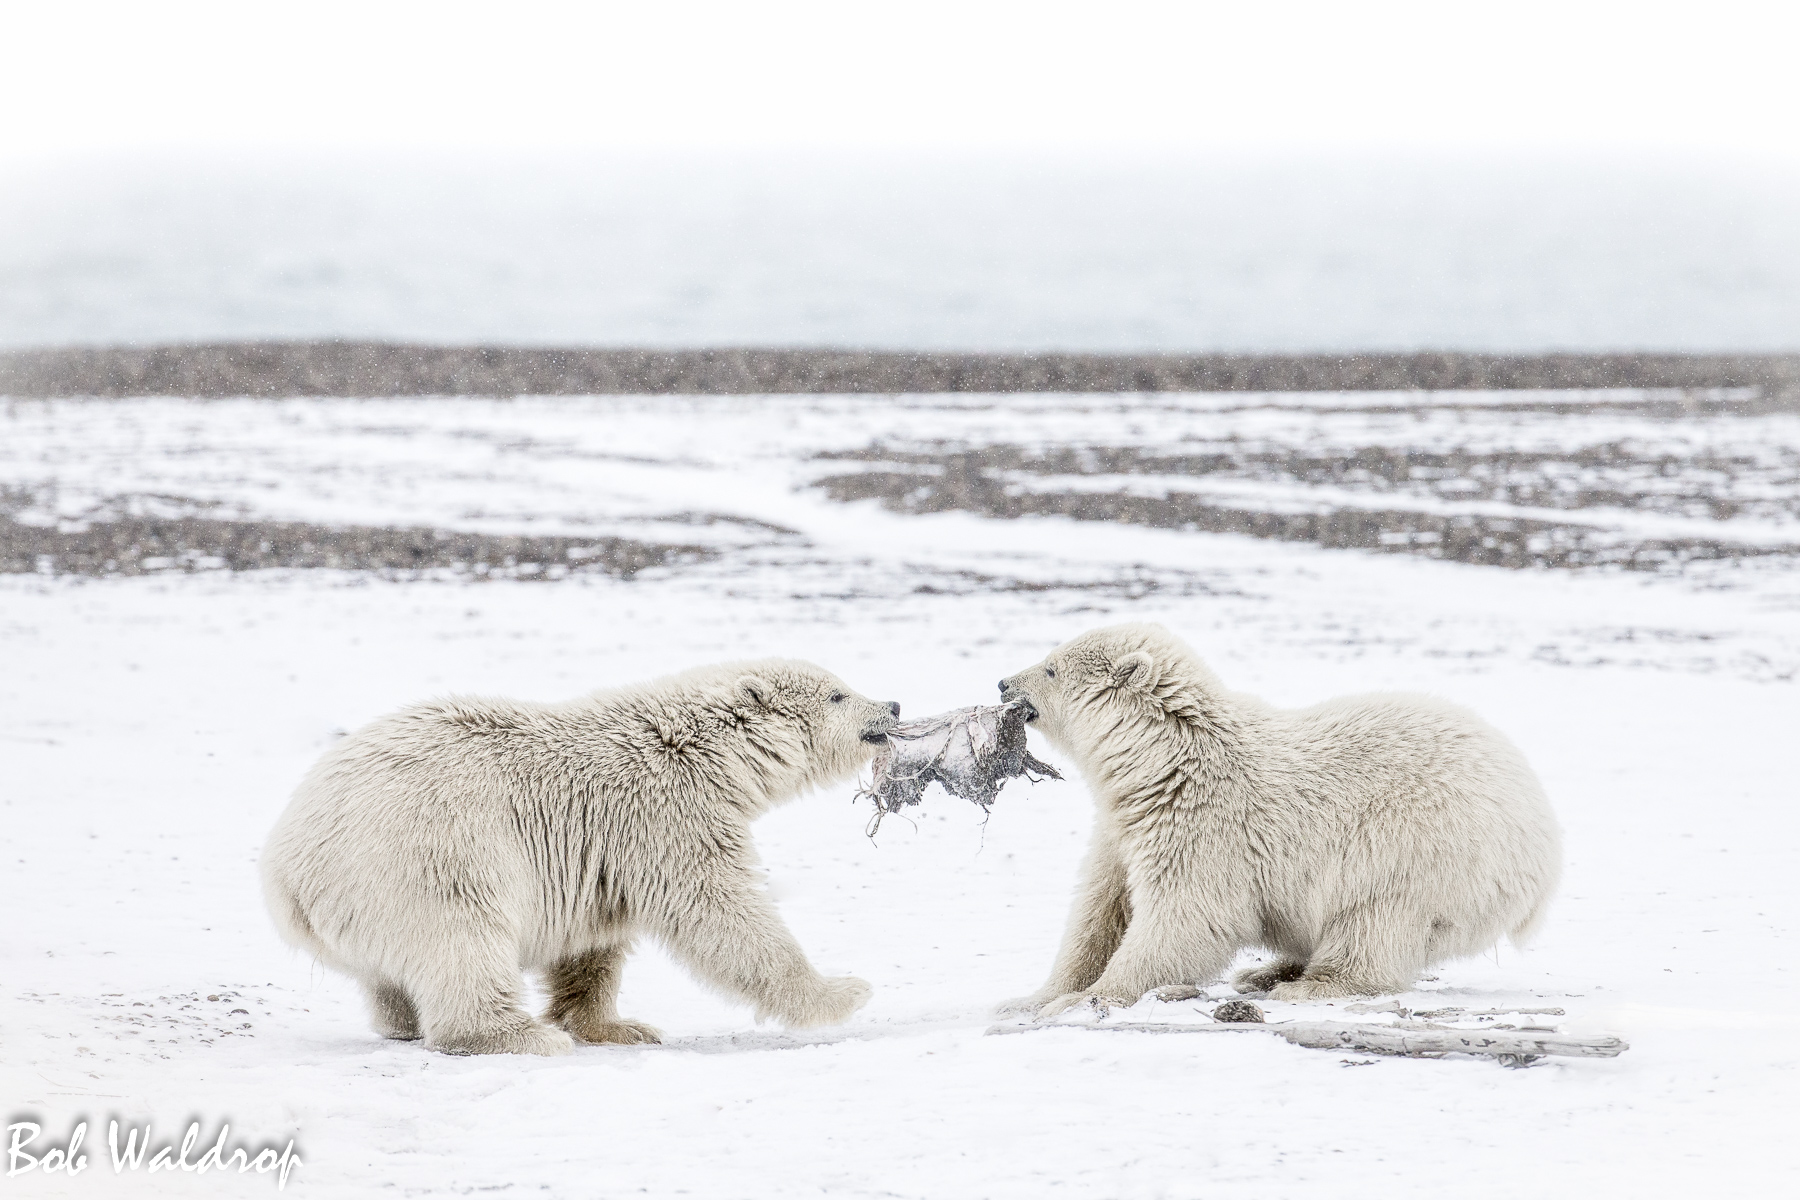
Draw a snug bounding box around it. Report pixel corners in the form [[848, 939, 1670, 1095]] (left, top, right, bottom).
[[4, 342, 1799, 399], [814, 465, 1800, 572], [0, 510, 716, 580]]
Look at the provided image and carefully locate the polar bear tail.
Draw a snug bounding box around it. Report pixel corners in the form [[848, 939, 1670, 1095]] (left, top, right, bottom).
[[262, 865, 328, 961], [1506, 823, 1562, 950], [1508, 892, 1554, 949]]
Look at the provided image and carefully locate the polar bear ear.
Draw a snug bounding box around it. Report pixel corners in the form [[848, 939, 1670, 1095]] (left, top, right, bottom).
[[1112, 650, 1161, 693], [736, 674, 772, 708]]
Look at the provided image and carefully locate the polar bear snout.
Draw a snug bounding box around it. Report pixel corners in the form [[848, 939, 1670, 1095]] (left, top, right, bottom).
[[860, 701, 902, 743], [997, 679, 1039, 721]]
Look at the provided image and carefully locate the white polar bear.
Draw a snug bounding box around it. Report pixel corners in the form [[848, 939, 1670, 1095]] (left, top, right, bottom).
[[997, 623, 1560, 1017], [262, 659, 899, 1055]]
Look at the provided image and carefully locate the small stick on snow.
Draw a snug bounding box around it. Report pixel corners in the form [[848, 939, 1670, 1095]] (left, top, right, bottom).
[[1343, 1001, 1569, 1019], [1412, 1007, 1568, 1019], [985, 1021, 1627, 1064]]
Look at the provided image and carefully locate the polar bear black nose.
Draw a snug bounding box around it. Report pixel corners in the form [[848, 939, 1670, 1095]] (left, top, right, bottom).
[[998, 680, 1008, 695], [888, 701, 901, 718]]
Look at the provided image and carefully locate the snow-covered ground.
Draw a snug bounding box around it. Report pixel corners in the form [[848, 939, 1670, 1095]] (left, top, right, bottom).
[[3, 391, 1797, 1196]]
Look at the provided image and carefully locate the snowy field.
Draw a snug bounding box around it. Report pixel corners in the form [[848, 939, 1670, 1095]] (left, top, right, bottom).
[[3, 390, 1797, 1196]]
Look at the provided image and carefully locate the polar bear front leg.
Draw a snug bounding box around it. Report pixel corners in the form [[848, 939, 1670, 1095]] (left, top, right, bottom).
[[545, 945, 662, 1045], [999, 829, 1130, 1017], [651, 840, 871, 1029]]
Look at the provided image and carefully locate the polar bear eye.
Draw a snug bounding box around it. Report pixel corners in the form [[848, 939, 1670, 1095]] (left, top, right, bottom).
[[1045, 666, 1056, 679], [830, 692, 847, 703]]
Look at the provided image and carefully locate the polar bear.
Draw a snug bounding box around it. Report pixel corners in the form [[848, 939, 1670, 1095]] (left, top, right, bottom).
[[997, 623, 1560, 1016], [262, 659, 899, 1055]]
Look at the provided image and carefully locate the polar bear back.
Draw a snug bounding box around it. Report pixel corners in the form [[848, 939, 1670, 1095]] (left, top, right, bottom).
[[1263, 690, 1559, 951], [261, 659, 888, 982]]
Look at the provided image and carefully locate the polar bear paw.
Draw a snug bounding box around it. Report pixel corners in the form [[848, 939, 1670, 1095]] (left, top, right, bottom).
[[770, 975, 872, 1029], [1233, 959, 1307, 994], [1268, 974, 1389, 1002], [994, 991, 1058, 1017], [429, 1019, 575, 1057], [1033, 990, 1122, 1022], [1147, 983, 1204, 1002], [565, 1015, 663, 1046]]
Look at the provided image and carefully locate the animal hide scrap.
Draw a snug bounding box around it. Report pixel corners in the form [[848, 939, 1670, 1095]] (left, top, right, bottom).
[[859, 702, 1061, 830]]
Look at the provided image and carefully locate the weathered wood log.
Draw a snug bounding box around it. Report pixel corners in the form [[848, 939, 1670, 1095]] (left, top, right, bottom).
[[986, 1020, 1627, 1063]]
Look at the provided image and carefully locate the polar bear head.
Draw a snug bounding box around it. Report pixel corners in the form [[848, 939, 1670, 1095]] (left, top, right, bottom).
[[670, 659, 901, 801], [997, 623, 1221, 757]]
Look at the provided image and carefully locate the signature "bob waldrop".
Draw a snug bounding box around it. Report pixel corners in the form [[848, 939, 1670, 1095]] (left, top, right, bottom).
[[7, 1120, 301, 1189]]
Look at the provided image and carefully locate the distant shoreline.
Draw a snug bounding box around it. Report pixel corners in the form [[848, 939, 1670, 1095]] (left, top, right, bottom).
[[4, 342, 1798, 400]]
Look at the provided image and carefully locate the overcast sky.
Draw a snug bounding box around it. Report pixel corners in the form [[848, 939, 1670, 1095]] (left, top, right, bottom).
[[2, 0, 1796, 163]]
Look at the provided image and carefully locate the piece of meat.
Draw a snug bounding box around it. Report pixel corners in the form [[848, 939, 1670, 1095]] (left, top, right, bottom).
[[859, 702, 1061, 831]]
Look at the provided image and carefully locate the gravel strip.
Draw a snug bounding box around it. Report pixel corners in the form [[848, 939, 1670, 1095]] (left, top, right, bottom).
[[0, 508, 716, 580], [5, 343, 1799, 399]]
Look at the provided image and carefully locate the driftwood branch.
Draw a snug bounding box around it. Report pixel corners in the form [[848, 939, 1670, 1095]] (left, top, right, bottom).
[[1346, 1000, 1568, 1019], [986, 1020, 1627, 1064]]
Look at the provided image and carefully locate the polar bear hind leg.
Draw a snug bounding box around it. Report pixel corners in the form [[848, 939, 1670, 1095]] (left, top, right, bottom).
[[404, 934, 574, 1056], [1268, 903, 1430, 1001], [1232, 958, 1307, 993], [545, 944, 662, 1045], [364, 979, 422, 1040]]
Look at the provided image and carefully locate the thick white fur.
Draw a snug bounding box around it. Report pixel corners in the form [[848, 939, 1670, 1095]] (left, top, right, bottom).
[[998, 623, 1560, 1017], [262, 659, 897, 1055]]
